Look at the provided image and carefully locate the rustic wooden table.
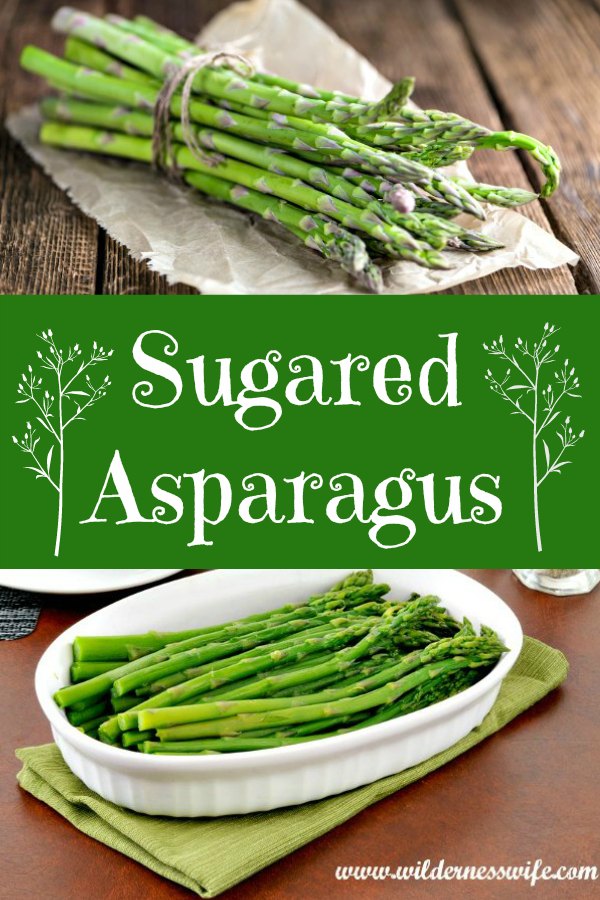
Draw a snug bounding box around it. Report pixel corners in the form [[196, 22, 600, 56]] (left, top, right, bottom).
[[1, 569, 598, 900], [1, 0, 598, 295]]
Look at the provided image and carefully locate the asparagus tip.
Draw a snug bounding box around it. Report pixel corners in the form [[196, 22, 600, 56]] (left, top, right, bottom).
[[51, 6, 78, 33]]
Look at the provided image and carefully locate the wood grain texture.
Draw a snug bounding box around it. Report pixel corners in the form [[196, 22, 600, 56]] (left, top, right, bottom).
[[303, 0, 578, 295], [454, 0, 600, 293], [0, 0, 591, 293], [100, 0, 206, 293], [101, 235, 198, 294], [0, 0, 100, 294], [0, 570, 598, 900]]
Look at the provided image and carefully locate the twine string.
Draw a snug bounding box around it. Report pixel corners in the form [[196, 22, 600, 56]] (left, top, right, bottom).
[[152, 50, 255, 178]]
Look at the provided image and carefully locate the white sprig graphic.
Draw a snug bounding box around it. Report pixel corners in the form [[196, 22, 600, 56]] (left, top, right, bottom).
[[12, 330, 113, 557], [483, 323, 583, 552]]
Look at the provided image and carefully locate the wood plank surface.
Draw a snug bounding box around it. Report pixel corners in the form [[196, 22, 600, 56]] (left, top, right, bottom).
[[101, 235, 198, 294], [304, 0, 578, 295], [454, 0, 600, 293], [1, 569, 598, 900], [0, 0, 100, 294], [0, 0, 593, 294], [101, 0, 205, 293]]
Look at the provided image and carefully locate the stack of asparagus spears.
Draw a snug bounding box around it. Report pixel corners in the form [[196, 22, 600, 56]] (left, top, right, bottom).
[[22, 8, 560, 291], [53, 571, 508, 754], [19, 8, 560, 291]]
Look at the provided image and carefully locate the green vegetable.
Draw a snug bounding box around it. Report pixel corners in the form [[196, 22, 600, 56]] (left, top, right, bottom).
[[21, 45, 485, 220], [39, 97, 493, 263], [54, 573, 507, 754], [109, 12, 416, 124], [153, 654, 496, 740], [18, 8, 561, 292]]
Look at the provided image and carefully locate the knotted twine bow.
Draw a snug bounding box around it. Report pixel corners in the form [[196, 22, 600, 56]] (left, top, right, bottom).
[[151, 50, 255, 178]]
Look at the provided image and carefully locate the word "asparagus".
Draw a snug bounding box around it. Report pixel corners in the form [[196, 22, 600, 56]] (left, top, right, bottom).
[[80, 451, 502, 548]]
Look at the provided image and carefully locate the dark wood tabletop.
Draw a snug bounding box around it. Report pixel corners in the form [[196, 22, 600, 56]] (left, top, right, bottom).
[[1, 0, 598, 295], [1, 569, 598, 900]]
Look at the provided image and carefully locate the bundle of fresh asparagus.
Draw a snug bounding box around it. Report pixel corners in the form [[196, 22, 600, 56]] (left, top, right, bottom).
[[20, 8, 560, 291], [53, 571, 508, 754]]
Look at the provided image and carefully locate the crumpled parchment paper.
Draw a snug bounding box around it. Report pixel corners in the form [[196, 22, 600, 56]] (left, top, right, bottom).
[[6, 0, 578, 294]]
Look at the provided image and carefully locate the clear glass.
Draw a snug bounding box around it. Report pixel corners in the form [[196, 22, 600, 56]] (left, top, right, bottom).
[[513, 569, 600, 596]]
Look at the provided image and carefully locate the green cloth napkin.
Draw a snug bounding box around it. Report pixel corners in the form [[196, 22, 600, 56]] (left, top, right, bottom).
[[17, 636, 567, 898]]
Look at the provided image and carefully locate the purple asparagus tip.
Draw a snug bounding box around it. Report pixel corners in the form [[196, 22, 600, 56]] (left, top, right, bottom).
[[388, 185, 416, 214]]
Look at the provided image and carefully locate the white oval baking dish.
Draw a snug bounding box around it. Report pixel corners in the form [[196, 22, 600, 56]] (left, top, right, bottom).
[[35, 569, 523, 817]]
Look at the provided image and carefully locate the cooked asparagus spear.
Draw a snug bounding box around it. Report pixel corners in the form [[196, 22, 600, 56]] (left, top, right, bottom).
[[110, 598, 443, 737], [55, 573, 507, 756], [143, 640, 504, 742], [103, 620, 387, 741], [111, 614, 381, 697], [135, 626, 505, 734]]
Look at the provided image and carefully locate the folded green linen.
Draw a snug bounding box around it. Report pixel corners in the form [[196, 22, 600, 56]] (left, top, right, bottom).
[[17, 636, 567, 897]]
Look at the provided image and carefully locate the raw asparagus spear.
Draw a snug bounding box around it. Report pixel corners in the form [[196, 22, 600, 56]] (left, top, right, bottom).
[[402, 142, 475, 168], [280, 222, 384, 293], [452, 178, 538, 208], [363, 78, 416, 123], [23, 45, 485, 218], [221, 97, 488, 150], [290, 140, 475, 172], [116, 13, 417, 123], [49, 8, 381, 123], [37, 122, 452, 267], [181, 172, 379, 289], [354, 103, 559, 194], [339, 165, 536, 210], [40, 98, 470, 255], [63, 36, 154, 84], [367, 224, 504, 258]]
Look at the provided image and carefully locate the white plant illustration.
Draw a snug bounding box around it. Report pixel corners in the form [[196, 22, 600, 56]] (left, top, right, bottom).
[[12, 329, 113, 557], [483, 323, 584, 552]]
